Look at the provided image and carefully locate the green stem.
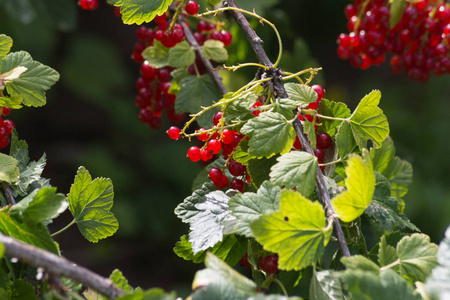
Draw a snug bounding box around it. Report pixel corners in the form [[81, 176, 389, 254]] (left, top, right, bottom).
[[224, 62, 270, 71], [261, 277, 289, 296], [319, 158, 343, 166], [199, 7, 283, 68], [51, 219, 76, 237], [380, 259, 400, 272], [281, 67, 322, 81], [313, 113, 348, 122], [168, 0, 185, 32]]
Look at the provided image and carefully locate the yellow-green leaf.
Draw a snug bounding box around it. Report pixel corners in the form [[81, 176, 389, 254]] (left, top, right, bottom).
[[0, 153, 20, 184]]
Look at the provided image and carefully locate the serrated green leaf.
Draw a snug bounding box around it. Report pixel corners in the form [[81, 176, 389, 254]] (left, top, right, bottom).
[[191, 253, 256, 299], [0, 35, 13, 60], [9, 130, 28, 171], [168, 41, 195, 68], [223, 92, 257, 127], [426, 224, 450, 299], [378, 235, 398, 267], [303, 119, 317, 150], [175, 75, 222, 128], [284, 83, 317, 107], [228, 181, 281, 238], [348, 90, 389, 150], [175, 184, 234, 253], [10, 279, 38, 300], [274, 98, 296, 119], [269, 151, 317, 196], [396, 233, 438, 282], [11, 153, 46, 197], [318, 99, 351, 137], [116, 0, 173, 25], [0, 96, 22, 109], [0, 153, 19, 184], [0, 209, 58, 253], [1, 51, 59, 107], [365, 173, 418, 232], [174, 234, 247, 265], [141, 41, 169, 69], [370, 136, 395, 174], [389, 0, 407, 28], [251, 190, 332, 271], [202, 40, 228, 62], [331, 149, 375, 223], [68, 167, 118, 243], [170, 68, 189, 83], [233, 146, 251, 165], [110, 269, 133, 293], [247, 156, 278, 188], [335, 121, 357, 159], [341, 255, 380, 273], [241, 112, 296, 159], [310, 268, 343, 300]]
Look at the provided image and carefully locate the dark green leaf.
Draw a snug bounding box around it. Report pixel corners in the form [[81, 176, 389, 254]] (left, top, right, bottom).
[[335, 121, 356, 159], [223, 92, 257, 127], [309, 268, 343, 300], [10, 279, 38, 300], [318, 99, 351, 137], [274, 98, 296, 119], [303, 119, 317, 150], [378, 235, 397, 267], [247, 156, 278, 188]]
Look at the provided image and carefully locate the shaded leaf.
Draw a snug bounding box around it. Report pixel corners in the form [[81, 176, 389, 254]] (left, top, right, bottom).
[[202, 40, 228, 62], [142, 41, 169, 69], [0, 154, 19, 184], [335, 121, 356, 159], [284, 83, 317, 107], [223, 92, 257, 127], [247, 156, 278, 188], [168, 41, 195, 68], [310, 268, 343, 300], [318, 99, 351, 137], [378, 235, 398, 267]]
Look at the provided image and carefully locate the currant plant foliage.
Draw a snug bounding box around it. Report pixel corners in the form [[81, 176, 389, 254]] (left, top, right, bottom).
[[0, 0, 449, 299]]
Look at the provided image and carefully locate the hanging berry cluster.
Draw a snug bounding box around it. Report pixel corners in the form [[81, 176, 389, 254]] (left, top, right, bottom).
[[337, 0, 450, 81], [131, 2, 233, 130], [0, 107, 15, 148]]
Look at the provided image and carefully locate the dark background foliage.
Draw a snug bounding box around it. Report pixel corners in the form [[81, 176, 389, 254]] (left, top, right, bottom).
[[0, 0, 449, 296]]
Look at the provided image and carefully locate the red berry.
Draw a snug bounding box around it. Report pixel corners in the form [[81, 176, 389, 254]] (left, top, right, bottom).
[[314, 148, 325, 160], [166, 108, 185, 124], [293, 136, 302, 150], [316, 132, 332, 149], [246, 172, 252, 184], [185, 1, 199, 16], [214, 175, 229, 190], [154, 14, 167, 25], [200, 148, 213, 161], [311, 84, 325, 100], [140, 63, 157, 80], [3, 120, 14, 135], [239, 253, 252, 270], [220, 30, 232, 46], [157, 68, 171, 82], [221, 129, 235, 144], [207, 139, 222, 154], [1, 107, 12, 116], [188, 146, 201, 162], [0, 136, 9, 149], [209, 168, 223, 183], [228, 160, 246, 177], [259, 254, 278, 274], [149, 117, 162, 129], [78, 0, 98, 10], [197, 128, 210, 141], [230, 179, 245, 192], [167, 126, 180, 140], [197, 20, 208, 33], [213, 111, 223, 126]]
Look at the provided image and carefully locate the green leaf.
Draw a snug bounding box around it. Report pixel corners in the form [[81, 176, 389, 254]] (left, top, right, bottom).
[[191, 253, 256, 300], [116, 288, 177, 300], [68, 167, 118, 243], [175, 75, 222, 128], [202, 40, 228, 62], [174, 234, 247, 265], [274, 98, 296, 119], [0, 242, 4, 259], [241, 112, 296, 159], [10, 279, 38, 300], [1, 51, 60, 107], [11, 153, 46, 197], [228, 181, 281, 238], [318, 99, 351, 137], [331, 149, 375, 223], [209, 0, 221, 5], [284, 83, 317, 107], [365, 173, 418, 232], [141, 41, 169, 69], [251, 190, 332, 271], [396, 233, 438, 282], [341, 255, 380, 273], [9, 130, 29, 171], [309, 268, 343, 300], [175, 184, 234, 253], [0, 35, 13, 60], [303, 119, 317, 150], [340, 269, 421, 300], [378, 235, 398, 267], [269, 151, 317, 196], [247, 156, 278, 188], [116, 0, 173, 25], [168, 41, 195, 68], [0, 209, 58, 253], [335, 121, 357, 159], [223, 92, 257, 127], [0, 153, 19, 184], [389, 0, 407, 28], [0, 96, 22, 109], [426, 224, 450, 299], [348, 90, 389, 150], [110, 269, 134, 293]]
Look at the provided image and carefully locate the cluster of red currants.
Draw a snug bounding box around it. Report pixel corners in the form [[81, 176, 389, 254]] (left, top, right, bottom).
[[0, 107, 15, 148], [338, 0, 450, 81], [238, 252, 279, 274]]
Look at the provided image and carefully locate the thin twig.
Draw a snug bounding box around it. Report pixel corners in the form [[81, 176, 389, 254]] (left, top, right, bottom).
[[0, 233, 125, 299], [1, 181, 16, 205], [224, 0, 350, 257]]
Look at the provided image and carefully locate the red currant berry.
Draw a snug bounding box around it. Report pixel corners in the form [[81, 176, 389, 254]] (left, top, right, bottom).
[[293, 136, 302, 150], [209, 168, 223, 183], [259, 254, 279, 274], [207, 139, 222, 154], [200, 148, 213, 161], [157, 68, 171, 82], [166, 108, 185, 124], [316, 132, 332, 149], [149, 117, 162, 129], [78, 0, 98, 10], [167, 126, 180, 140], [311, 84, 325, 100], [154, 14, 167, 25], [213, 111, 223, 126], [230, 179, 245, 192], [3, 120, 14, 135], [140, 63, 157, 81], [314, 148, 325, 160], [1, 107, 12, 116], [185, 1, 199, 16], [197, 128, 210, 141], [228, 160, 246, 177], [221, 129, 235, 144], [220, 30, 232, 46], [239, 253, 252, 270], [246, 172, 252, 184], [187, 146, 201, 162], [0, 136, 9, 148]]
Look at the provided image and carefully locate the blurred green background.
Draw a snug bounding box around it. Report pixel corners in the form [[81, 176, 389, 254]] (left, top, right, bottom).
[[0, 0, 449, 296]]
